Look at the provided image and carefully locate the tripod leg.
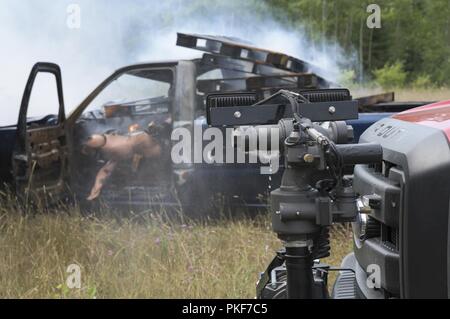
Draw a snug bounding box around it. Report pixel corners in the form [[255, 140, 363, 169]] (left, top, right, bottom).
[[285, 243, 314, 299]]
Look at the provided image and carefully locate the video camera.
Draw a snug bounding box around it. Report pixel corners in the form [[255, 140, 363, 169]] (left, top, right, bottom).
[[206, 88, 383, 299]]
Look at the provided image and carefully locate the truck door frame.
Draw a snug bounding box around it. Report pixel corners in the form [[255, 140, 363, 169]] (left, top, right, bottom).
[[12, 62, 68, 204]]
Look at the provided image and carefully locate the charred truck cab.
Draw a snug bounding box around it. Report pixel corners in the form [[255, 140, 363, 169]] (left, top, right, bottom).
[[2, 33, 338, 213], [0, 33, 433, 215]]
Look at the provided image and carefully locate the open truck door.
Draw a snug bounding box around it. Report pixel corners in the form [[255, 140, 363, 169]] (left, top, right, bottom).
[[12, 62, 68, 204]]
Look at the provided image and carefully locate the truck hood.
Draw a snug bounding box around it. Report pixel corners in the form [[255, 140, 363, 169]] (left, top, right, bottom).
[[393, 99, 450, 141]]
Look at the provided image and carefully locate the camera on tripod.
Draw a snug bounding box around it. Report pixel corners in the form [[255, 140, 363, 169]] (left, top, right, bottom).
[[206, 88, 383, 299]]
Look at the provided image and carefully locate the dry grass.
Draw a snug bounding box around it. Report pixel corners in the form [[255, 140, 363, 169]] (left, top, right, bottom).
[[352, 87, 450, 102], [0, 195, 352, 299], [395, 88, 450, 102]]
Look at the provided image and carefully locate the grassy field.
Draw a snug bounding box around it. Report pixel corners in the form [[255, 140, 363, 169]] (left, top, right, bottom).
[[7, 87, 447, 298], [4, 88, 450, 299], [0, 196, 353, 298]]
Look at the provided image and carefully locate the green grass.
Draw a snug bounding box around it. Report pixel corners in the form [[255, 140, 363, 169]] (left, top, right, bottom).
[[0, 196, 353, 298]]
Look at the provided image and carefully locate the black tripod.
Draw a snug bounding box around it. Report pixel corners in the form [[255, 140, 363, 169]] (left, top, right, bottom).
[[267, 116, 382, 299]]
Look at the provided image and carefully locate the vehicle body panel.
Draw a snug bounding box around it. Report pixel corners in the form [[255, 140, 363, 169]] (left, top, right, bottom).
[[336, 102, 450, 298], [393, 99, 450, 140]]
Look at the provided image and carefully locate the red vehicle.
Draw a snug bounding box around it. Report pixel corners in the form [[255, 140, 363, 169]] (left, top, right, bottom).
[[334, 100, 450, 298]]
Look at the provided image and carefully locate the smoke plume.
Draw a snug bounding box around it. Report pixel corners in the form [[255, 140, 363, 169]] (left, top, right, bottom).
[[0, 0, 353, 126]]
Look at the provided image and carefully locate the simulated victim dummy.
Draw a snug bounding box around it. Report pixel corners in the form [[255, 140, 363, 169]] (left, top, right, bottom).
[[83, 122, 164, 200]]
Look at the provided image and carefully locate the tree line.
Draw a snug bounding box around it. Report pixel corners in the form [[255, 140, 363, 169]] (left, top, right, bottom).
[[267, 0, 450, 88]]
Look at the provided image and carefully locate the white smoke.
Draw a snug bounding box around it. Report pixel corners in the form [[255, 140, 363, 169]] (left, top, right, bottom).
[[0, 0, 354, 126]]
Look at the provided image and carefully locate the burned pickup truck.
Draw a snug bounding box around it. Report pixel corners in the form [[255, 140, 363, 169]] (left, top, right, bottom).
[[0, 33, 430, 215]]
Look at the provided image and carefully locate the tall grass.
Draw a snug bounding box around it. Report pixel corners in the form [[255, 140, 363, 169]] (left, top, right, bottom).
[[0, 194, 352, 298]]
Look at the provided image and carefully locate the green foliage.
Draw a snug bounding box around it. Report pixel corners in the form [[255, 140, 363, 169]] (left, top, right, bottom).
[[266, 0, 450, 86], [412, 74, 433, 89], [373, 61, 407, 89], [338, 69, 357, 88]]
